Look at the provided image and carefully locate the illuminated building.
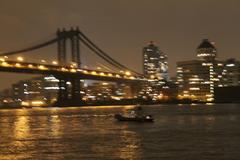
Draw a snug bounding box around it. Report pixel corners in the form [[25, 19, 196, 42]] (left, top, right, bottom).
[[0, 89, 14, 106], [143, 41, 169, 80], [142, 41, 170, 100], [116, 83, 140, 99], [221, 58, 240, 87], [12, 75, 59, 106], [196, 39, 217, 61], [13, 78, 44, 105], [177, 39, 224, 102], [83, 82, 139, 101], [214, 58, 240, 102], [9, 74, 142, 105], [84, 82, 116, 101], [42, 75, 59, 103]]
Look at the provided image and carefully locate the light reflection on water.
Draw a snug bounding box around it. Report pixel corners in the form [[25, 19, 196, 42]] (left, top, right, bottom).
[[118, 130, 141, 160], [14, 116, 30, 139], [0, 104, 239, 159], [50, 115, 61, 137]]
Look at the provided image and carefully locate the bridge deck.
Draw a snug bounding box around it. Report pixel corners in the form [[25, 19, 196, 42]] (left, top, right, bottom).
[[0, 61, 147, 83]]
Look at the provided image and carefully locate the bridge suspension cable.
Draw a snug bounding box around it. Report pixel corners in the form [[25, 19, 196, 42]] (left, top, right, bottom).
[[0, 37, 59, 56], [0, 28, 144, 77], [78, 31, 144, 76], [96, 62, 119, 73], [77, 35, 124, 70]]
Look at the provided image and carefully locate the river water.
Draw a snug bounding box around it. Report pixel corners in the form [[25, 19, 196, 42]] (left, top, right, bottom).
[[0, 104, 240, 160]]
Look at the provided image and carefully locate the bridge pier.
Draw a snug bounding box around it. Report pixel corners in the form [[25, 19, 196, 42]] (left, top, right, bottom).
[[130, 83, 142, 98], [54, 76, 83, 107], [70, 78, 82, 102], [58, 79, 68, 102]]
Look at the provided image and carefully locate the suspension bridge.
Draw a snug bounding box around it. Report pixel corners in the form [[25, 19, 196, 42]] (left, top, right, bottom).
[[0, 27, 152, 106]]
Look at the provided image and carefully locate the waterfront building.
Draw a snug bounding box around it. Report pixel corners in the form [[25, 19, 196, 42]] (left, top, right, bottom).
[[9, 74, 142, 105], [12, 75, 59, 106], [115, 83, 139, 99], [42, 75, 59, 103], [83, 82, 140, 101], [0, 89, 14, 106], [84, 82, 116, 101], [13, 78, 44, 106], [177, 39, 224, 102]]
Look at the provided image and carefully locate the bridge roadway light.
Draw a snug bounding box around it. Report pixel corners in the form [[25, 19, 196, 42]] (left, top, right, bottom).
[[17, 56, 24, 62], [100, 72, 105, 76], [1, 62, 10, 67], [52, 61, 58, 65], [71, 62, 77, 68], [70, 69, 77, 73], [125, 71, 131, 76], [130, 76, 135, 79], [41, 60, 47, 63], [61, 67, 68, 72], [91, 71, 97, 75], [38, 65, 48, 70], [15, 63, 22, 68], [83, 70, 88, 74], [28, 64, 33, 68]]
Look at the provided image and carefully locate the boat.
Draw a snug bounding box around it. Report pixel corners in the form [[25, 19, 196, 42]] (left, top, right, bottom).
[[114, 113, 154, 122]]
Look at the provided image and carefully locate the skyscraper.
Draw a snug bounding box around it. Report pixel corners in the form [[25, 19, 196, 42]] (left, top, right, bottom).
[[196, 39, 217, 61], [143, 41, 168, 80], [177, 39, 223, 102]]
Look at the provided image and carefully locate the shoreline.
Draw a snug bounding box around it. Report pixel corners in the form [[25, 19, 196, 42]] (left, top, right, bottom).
[[0, 101, 239, 110]]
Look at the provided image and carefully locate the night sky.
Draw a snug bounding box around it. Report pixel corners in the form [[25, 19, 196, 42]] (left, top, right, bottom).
[[0, 0, 240, 90]]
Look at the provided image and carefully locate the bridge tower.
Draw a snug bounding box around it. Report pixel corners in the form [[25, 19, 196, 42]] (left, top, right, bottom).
[[70, 27, 81, 68], [57, 27, 81, 67], [57, 28, 67, 66], [56, 27, 82, 106]]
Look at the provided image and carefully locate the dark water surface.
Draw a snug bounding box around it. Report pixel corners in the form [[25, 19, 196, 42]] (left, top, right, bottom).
[[0, 104, 240, 160]]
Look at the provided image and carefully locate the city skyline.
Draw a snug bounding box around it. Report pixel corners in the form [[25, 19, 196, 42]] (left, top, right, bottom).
[[1, 2, 240, 159], [1, 36, 238, 105], [0, 0, 240, 90]]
